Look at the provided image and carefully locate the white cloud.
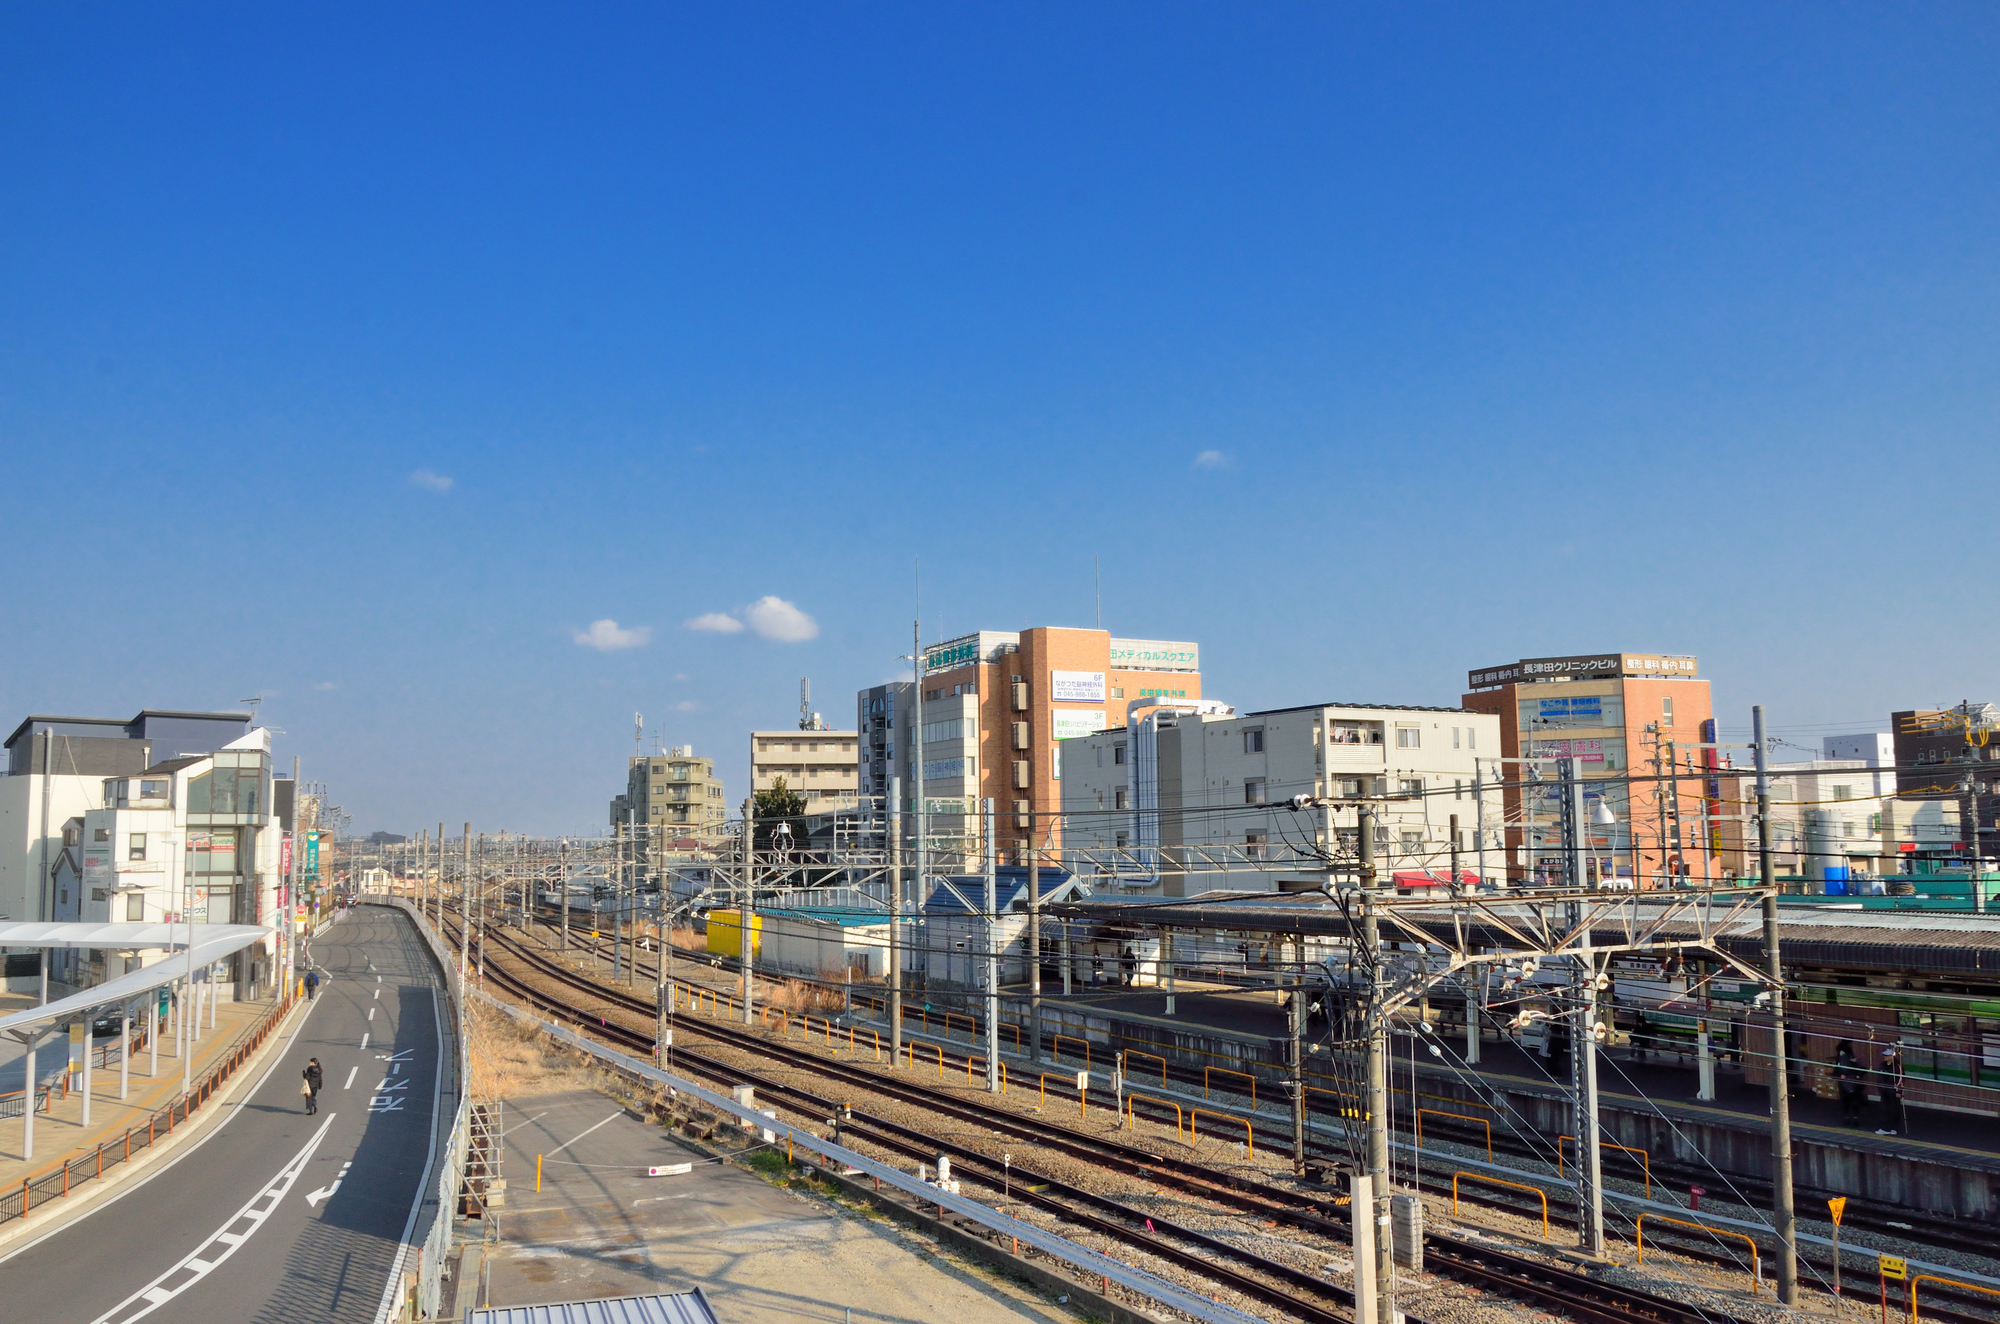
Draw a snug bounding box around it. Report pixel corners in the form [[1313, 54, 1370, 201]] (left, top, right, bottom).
[[685, 612, 745, 634], [573, 619, 652, 651], [1192, 450, 1229, 470], [409, 469, 454, 492], [313, 681, 338, 692], [744, 595, 819, 642], [673, 700, 702, 713], [669, 672, 689, 682]]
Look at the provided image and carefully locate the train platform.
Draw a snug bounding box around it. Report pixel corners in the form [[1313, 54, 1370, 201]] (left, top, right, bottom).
[[1036, 983, 2000, 1167], [478, 1088, 1075, 1323]]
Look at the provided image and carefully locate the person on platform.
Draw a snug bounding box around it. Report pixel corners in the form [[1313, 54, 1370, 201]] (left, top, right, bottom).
[[302, 1057, 324, 1115], [1875, 1043, 1907, 1136], [1834, 1041, 1865, 1125]]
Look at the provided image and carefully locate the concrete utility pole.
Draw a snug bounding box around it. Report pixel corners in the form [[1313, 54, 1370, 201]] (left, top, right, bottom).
[[460, 824, 472, 985], [740, 800, 754, 1026], [1753, 706, 1800, 1304], [1560, 756, 1605, 1257], [983, 798, 1000, 1092], [889, 777, 904, 1064], [911, 620, 926, 1060], [1358, 804, 1392, 1324], [1288, 934, 1307, 1177], [435, 822, 445, 933], [1027, 827, 1042, 1065]]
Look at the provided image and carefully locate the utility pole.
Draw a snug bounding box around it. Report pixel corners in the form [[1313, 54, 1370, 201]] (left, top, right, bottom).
[[889, 777, 904, 1064], [911, 620, 927, 1059], [983, 799, 999, 1092], [435, 822, 445, 934], [1358, 804, 1392, 1324], [1753, 706, 1800, 1305], [560, 839, 571, 951], [477, 833, 487, 987], [460, 823, 471, 985], [1028, 820, 1043, 1064], [1453, 810, 1479, 1063], [740, 800, 754, 1025], [1560, 756, 1605, 1257], [1289, 932, 1307, 1177]]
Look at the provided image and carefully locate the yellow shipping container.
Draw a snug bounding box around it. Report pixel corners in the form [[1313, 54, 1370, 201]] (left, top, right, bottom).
[[706, 909, 761, 959]]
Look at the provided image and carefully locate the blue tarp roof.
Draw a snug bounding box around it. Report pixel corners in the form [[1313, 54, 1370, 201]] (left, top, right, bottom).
[[924, 866, 1077, 915]]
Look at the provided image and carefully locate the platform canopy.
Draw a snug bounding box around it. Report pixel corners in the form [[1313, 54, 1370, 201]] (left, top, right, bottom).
[[0, 921, 270, 951], [0, 924, 273, 1040]]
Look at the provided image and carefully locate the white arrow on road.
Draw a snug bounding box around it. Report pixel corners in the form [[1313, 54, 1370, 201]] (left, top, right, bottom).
[[305, 1160, 353, 1209], [91, 1114, 336, 1324]]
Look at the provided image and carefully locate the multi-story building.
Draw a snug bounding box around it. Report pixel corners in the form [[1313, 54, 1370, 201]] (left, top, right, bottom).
[[1711, 737, 1949, 884], [858, 627, 1203, 866], [1060, 697, 1502, 895], [66, 726, 284, 997], [751, 729, 859, 810], [1892, 705, 2000, 861], [1461, 652, 1712, 886], [0, 710, 254, 924], [610, 745, 727, 846]]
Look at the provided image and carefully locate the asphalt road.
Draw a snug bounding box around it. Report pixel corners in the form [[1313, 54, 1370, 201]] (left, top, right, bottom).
[[0, 906, 448, 1324]]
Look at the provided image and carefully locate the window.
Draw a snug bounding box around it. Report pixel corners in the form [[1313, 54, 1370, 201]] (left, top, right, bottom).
[[1115, 831, 1130, 848], [1109, 687, 1125, 700], [1662, 696, 1675, 726], [1113, 745, 1127, 766], [1398, 778, 1423, 796], [1395, 726, 1421, 749], [1244, 830, 1267, 859], [1452, 727, 1461, 750], [1400, 830, 1423, 854], [652, 764, 664, 774], [1243, 729, 1264, 754], [1832, 785, 1852, 801], [1335, 777, 1364, 797], [652, 805, 664, 816], [125, 893, 144, 921], [1245, 778, 1267, 805], [1114, 789, 1129, 810], [1454, 779, 1463, 801], [1468, 728, 1476, 751], [94, 827, 110, 843], [128, 833, 146, 861], [140, 779, 166, 799], [1844, 820, 1859, 839], [673, 764, 690, 781]]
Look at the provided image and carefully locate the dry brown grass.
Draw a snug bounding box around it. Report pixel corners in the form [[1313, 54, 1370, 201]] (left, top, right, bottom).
[[763, 976, 845, 1015], [466, 1000, 612, 1101]]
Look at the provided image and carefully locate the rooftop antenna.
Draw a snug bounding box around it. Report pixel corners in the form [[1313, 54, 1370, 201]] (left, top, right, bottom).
[[799, 678, 824, 731], [634, 712, 644, 758]]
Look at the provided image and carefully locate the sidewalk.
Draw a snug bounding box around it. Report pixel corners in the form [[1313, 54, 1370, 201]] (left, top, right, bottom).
[[0, 995, 281, 1182]]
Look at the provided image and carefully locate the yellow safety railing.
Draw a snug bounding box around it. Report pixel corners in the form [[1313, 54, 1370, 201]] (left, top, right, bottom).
[[1417, 1108, 1493, 1160], [1053, 1034, 1090, 1068], [905, 1041, 945, 1078], [1191, 1108, 1252, 1157], [1203, 1065, 1257, 1108], [1452, 1172, 1550, 1240], [1307, 1084, 1362, 1119], [1126, 1050, 1167, 1086], [1037, 1071, 1088, 1119], [1636, 1215, 1759, 1294], [1912, 1275, 2000, 1323], [966, 1057, 1009, 1093], [1124, 1093, 1185, 1141], [1559, 1135, 1653, 1198]]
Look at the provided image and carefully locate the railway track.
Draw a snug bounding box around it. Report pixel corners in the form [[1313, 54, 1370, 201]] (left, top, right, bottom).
[[450, 912, 1764, 1324]]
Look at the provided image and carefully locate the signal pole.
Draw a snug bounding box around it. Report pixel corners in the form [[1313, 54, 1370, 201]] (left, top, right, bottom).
[[983, 798, 999, 1092], [888, 777, 904, 1065], [1560, 756, 1605, 1257], [1358, 804, 1392, 1324]]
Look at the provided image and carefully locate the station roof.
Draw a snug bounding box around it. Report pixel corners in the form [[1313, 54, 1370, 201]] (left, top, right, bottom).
[[1044, 894, 2000, 977], [0, 924, 272, 1035]]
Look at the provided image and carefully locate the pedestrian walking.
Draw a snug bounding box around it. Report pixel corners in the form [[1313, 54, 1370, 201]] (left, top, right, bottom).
[[305, 969, 320, 1000], [1834, 1041, 1866, 1126], [1875, 1044, 1906, 1135], [302, 1057, 324, 1115]]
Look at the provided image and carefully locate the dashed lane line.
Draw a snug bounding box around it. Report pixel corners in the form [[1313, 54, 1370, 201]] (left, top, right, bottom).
[[89, 1114, 336, 1324]]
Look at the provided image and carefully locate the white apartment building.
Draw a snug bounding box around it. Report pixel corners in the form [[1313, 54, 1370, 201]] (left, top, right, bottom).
[[66, 729, 285, 997], [751, 729, 859, 810], [1059, 698, 1503, 895], [1715, 734, 1943, 884]]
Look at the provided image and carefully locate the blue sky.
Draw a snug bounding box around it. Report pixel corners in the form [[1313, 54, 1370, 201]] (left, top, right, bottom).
[[3, 6, 1996, 835]]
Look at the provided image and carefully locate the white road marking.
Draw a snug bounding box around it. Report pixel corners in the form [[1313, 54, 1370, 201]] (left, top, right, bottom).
[[372, 988, 379, 1000], [543, 1110, 623, 1159], [367, 980, 443, 1324], [343, 1066, 358, 1090], [367, 1007, 376, 1021], [359, 1033, 369, 1050], [90, 1114, 336, 1324], [305, 1161, 352, 1209]]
